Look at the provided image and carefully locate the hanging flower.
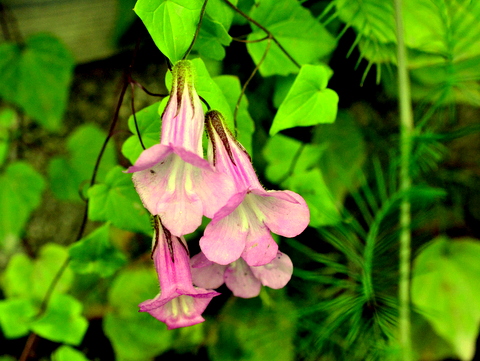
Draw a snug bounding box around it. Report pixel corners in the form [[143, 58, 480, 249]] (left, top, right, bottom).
[[199, 110, 310, 266], [190, 251, 294, 298], [126, 61, 234, 236], [139, 216, 220, 329]]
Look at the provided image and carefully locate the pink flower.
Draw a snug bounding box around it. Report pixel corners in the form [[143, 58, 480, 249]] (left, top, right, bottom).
[[190, 251, 294, 298], [199, 110, 310, 266], [139, 216, 219, 329], [126, 61, 235, 236]]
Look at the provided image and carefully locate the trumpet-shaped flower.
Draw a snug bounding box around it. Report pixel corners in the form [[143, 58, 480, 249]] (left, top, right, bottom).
[[139, 216, 220, 330], [199, 110, 310, 266], [126, 61, 234, 236], [190, 251, 294, 298]]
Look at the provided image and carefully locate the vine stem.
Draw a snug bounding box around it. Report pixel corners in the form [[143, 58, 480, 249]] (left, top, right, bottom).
[[394, 0, 413, 359]]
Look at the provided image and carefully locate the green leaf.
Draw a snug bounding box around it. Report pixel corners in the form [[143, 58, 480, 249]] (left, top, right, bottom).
[[191, 58, 234, 131], [0, 298, 37, 338], [0, 161, 45, 246], [270, 64, 338, 135], [69, 223, 128, 277], [0, 34, 74, 130], [246, 0, 336, 76], [193, 17, 232, 61], [134, 0, 204, 63], [104, 267, 173, 360], [312, 111, 366, 202], [411, 236, 480, 361], [31, 293, 88, 345], [51, 345, 91, 361], [3, 253, 34, 299], [0, 108, 16, 166], [122, 100, 164, 164], [48, 124, 117, 201], [286, 168, 341, 228], [87, 166, 152, 235], [209, 293, 296, 361], [205, 0, 238, 30], [32, 243, 73, 300], [213, 75, 255, 154]]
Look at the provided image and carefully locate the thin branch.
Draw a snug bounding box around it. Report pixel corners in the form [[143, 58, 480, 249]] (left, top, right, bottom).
[[183, 0, 209, 60], [130, 82, 146, 150], [232, 35, 270, 43], [234, 37, 271, 132], [222, 0, 301, 69]]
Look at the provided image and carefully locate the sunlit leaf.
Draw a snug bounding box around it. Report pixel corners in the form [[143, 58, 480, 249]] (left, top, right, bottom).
[[0, 34, 74, 130], [193, 17, 232, 61], [31, 293, 88, 345], [134, 0, 204, 63], [0, 161, 45, 246], [247, 0, 336, 76], [51, 345, 91, 361], [270, 64, 338, 135], [88, 166, 152, 235], [69, 223, 128, 277], [48, 124, 117, 202], [0, 298, 37, 338], [205, 0, 238, 30], [412, 236, 480, 361]]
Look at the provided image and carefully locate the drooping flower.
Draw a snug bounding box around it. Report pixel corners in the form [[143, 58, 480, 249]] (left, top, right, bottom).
[[139, 216, 220, 329], [190, 251, 294, 298], [199, 110, 310, 266], [126, 61, 235, 236]]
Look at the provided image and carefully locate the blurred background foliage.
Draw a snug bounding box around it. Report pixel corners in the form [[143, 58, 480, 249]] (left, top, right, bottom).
[[1, 0, 480, 360]]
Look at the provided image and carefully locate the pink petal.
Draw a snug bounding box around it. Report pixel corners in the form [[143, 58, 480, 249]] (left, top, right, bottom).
[[250, 252, 293, 289], [241, 225, 278, 267], [224, 259, 262, 298], [125, 144, 172, 173], [195, 171, 239, 219], [190, 252, 227, 289], [200, 206, 247, 265], [252, 190, 310, 238]]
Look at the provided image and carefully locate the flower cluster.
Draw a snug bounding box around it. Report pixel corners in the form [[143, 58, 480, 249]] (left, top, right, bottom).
[[127, 60, 310, 329]]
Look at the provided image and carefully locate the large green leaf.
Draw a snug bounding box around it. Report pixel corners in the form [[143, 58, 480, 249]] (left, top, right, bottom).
[[270, 64, 338, 135], [213, 75, 255, 154], [69, 223, 128, 277], [134, 0, 204, 63], [0, 161, 45, 246], [0, 34, 74, 130], [103, 267, 173, 360], [0, 108, 16, 166], [48, 124, 117, 202], [411, 236, 480, 361], [246, 0, 336, 76], [31, 293, 88, 346], [87, 166, 152, 235], [205, 0, 238, 30]]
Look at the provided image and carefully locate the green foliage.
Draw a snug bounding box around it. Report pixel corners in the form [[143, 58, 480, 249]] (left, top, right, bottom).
[[0, 34, 74, 130], [122, 100, 164, 164], [69, 223, 128, 277], [134, 0, 204, 63], [0, 298, 37, 338], [247, 0, 336, 76], [0, 161, 45, 246], [103, 267, 173, 361], [269, 64, 338, 135], [412, 236, 480, 361], [193, 17, 232, 61], [209, 293, 296, 361], [87, 167, 152, 235], [51, 345, 91, 361], [214, 75, 255, 154], [31, 293, 88, 345], [0, 108, 16, 166], [48, 124, 117, 201]]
